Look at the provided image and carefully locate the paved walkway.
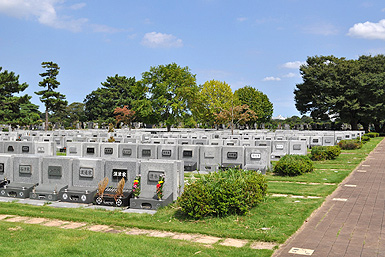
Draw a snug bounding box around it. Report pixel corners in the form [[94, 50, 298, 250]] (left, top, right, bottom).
[[273, 138, 385, 257]]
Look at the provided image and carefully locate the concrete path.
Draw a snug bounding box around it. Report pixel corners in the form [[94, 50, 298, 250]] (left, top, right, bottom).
[[273, 138, 385, 257]]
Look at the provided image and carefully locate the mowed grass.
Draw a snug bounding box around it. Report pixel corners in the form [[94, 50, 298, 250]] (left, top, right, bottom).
[[0, 196, 323, 243], [0, 222, 271, 257], [0, 136, 382, 256]]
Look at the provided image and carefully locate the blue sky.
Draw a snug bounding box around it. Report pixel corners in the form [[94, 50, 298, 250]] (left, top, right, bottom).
[[1, 0, 385, 118]]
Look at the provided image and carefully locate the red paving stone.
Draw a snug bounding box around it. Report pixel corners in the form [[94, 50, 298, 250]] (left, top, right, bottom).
[[273, 138, 385, 257]]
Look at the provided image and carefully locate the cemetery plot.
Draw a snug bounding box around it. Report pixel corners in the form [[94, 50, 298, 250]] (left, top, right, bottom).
[[29, 157, 72, 201], [1, 155, 41, 199]]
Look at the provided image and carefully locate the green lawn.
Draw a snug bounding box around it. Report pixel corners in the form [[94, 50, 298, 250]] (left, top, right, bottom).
[[0, 136, 382, 256]]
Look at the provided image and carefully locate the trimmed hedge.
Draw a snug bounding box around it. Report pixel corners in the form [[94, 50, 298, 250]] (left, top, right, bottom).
[[365, 132, 379, 138], [338, 139, 362, 150], [310, 145, 341, 161], [178, 168, 267, 219], [274, 154, 314, 176]]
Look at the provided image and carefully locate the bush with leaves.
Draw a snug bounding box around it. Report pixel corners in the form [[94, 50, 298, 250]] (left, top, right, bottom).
[[274, 155, 314, 176], [338, 139, 362, 150], [360, 135, 370, 144], [177, 168, 267, 219], [365, 132, 379, 138], [310, 146, 341, 161]]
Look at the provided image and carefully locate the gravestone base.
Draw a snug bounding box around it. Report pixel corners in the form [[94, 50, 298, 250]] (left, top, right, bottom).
[[0, 182, 38, 199], [93, 187, 132, 207], [129, 194, 173, 210], [29, 184, 68, 201], [220, 163, 243, 169], [184, 161, 197, 171], [59, 186, 96, 204]]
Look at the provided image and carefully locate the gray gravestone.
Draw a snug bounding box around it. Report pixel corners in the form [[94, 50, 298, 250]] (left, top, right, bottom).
[[137, 144, 158, 159], [244, 146, 271, 173], [199, 145, 222, 172], [221, 146, 244, 169]]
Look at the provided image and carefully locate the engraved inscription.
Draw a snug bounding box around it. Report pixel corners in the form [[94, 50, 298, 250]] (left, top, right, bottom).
[[122, 148, 132, 156], [204, 151, 215, 158], [142, 149, 151, 157], [162, 149, 172, 157], [148, 171, 164, 182], [19, 165, 32, 174], [112, 169, 127, 179], [250, 153, 261, 159], [86, 147, 95, 154], [293, 144, 301, 151], [37, 147, 45, 153], [0, 163, 4, 174], [48, 166, 62, 177], [312, 139, 319, 143], [276, 144, 284, 150], [7, 146, 14, 152], [69, 147, 77, 154], [22, 146, 30, 153], [183, 150, 193, 157], [104, 147, 113, 155], [227, 152, 238, 159], [79, 167, 93, 178]]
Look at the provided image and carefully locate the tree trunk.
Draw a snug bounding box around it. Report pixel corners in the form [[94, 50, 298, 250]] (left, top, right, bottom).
[[167, 124, 171, 132], [350, 119, 358, 130], [45, 109, 48, 131]]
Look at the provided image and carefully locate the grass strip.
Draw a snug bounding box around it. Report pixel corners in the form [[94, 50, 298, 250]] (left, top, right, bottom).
[[0, 222, 272, 257]]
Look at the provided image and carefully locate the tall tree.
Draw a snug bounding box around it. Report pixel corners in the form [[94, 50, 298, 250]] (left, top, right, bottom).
[[195, 80, 234, 127], [294, 56, 363, 130], [0, 67, 32, 128], [234, 86, 273, 126], [141, 63, 198, 131], [35, 62, 67, 131], [84, 75, 146, 125]]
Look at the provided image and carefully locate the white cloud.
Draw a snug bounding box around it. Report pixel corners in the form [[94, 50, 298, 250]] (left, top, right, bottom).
[[237, 17, 247, 22], [262, 76, 281, 81], [282, 61, 305, 69], [142, 32, 183, 48], [283, 72, 297, 78], [0, 0, 120, 33], [348, 19, 385, 40], [70, 3, 86, 10], [302, 22, 338, 36]]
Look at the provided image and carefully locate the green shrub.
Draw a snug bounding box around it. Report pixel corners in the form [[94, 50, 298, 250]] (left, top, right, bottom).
[[338, 139, 362, 150], [178, 168, 267, 219], [325, 146, 341, 159], [365, 132, 379, 138], [274, 155, 314, 176], [360, 135, 370, 143], [2, 128, 9, 132], [310, 146, 328, 161]]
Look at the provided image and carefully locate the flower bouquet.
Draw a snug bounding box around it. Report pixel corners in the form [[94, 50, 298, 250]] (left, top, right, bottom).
[[156, 174, 165, 200], [132, 175, 141, 198]]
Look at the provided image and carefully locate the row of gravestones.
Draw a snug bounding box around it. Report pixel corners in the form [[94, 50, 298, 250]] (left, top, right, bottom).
[[0, 129, 363, 144], [0, 140, 309, 172], [0, 154, 183, 210]]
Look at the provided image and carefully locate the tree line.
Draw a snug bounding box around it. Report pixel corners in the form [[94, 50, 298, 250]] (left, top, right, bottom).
[[0, 62, 273, 131], [295, 54, 385, 133]]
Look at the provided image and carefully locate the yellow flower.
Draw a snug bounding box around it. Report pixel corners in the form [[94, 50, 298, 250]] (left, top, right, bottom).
[[159, 181, 164, 184], [134, 180, 139, 183]]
